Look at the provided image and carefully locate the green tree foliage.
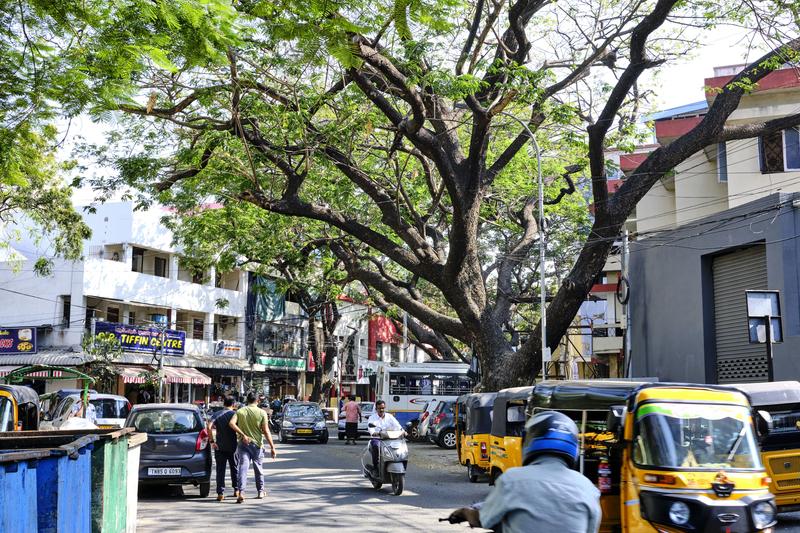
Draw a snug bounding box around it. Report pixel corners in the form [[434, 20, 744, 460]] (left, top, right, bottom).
[[18, 0, 799, 388], [81, 331, 122, 393]]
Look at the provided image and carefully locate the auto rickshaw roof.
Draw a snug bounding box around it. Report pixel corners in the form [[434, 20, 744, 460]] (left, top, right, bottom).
[[495, 386, 534, 401], [731, 381, 800, 407], [0, 384, 39, 407], [531, 380, 652, 411], [465, 392, 497, 409]]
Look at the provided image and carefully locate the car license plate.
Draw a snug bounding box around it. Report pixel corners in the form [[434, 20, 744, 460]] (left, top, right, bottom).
[[148, 467, 181, 476], [296, 429, 313, 434], [99, 425, 116, 429]]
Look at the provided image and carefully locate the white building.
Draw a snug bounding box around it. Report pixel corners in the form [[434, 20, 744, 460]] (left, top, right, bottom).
[[0, 202, 250, 401]]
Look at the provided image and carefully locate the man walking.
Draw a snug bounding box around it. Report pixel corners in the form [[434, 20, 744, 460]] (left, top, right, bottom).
[[229, 391, 278, 503], [208, 396, 239, 501], [343, 396, 362, 444]]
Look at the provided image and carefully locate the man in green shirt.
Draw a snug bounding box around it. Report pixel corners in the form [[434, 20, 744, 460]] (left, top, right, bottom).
[[229, 391, 277, 503]]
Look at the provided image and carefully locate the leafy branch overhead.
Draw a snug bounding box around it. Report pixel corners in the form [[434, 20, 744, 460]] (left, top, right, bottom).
[[27, 0, 800, 388]]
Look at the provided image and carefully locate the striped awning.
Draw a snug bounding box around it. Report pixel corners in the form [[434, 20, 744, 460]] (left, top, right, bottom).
[[0, 366, 64, 378], [118, 366, 151, 384], [162, 367, 211, 385]]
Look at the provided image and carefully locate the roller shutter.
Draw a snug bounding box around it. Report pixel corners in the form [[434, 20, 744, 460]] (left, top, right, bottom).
[[713, 246, 769, 383]]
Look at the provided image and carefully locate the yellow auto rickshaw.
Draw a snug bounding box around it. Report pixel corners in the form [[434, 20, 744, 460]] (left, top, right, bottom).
[[529, 380, 776, 533], [0, 384, 40, 431], [456, 392, 496, 483], [488, 386, 532, 484], [734, 380, 800, 513]]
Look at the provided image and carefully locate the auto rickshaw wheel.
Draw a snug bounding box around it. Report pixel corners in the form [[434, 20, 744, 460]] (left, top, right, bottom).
[[467, 463, 479, 483], [489, 468, 502, 486]]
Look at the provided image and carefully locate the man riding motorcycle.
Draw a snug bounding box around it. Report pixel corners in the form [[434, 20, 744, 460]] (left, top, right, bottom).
[[367, 400, 403, 472], [447, 410, 602, 532]]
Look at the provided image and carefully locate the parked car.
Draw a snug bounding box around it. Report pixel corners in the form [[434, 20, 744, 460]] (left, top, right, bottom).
[[41, 392, 130, 429], [337, 401, 375, 440], [427, 400, 457, 449], [417, 399, 442, 441], [39, 389, 97, 422], [126, 403, 212, 497], [279, 401, 329, 443]]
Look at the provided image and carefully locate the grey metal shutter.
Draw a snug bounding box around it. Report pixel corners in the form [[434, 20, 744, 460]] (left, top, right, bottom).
[[713, 246, 769, 383]]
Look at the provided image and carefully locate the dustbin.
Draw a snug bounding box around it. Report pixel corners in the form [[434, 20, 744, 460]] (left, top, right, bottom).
[[0, 435, 97, 533], [1, 427, 138, 533], [125, 432, 147, 533]]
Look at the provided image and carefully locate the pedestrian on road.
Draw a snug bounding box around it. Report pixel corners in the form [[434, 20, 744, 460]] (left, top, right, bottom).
[[343, 396, 361, 444], [229, 391, 277, 503], [447, 411, 601, 532], [208, 396, 239, 502]]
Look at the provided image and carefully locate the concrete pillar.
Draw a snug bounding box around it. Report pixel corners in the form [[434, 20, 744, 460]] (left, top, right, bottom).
[[170, 308, 178, 330], [122, 243, 133, 269], [207, 266, 216, 288], [169, 255, 178, 282], [205, 312, 216, 341], [122, 304, 131, 324]]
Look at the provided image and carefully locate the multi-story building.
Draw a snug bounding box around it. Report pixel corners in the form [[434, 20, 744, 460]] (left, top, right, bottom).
[[623, 65, 800, 383], [0, 202, 250, 401]]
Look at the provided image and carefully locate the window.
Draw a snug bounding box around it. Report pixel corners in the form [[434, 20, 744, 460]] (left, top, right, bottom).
[[717, 142, 728, 182], [130, 409, 200, 434], [375, 341, 384, 361], [390, 343, 400, 362], [106, 307, 120, 323], [61, 296, 71, 328], [132, 247, 145, 273], [192, 270, 204, 284], [128, 311, 136, 325], [759, 129, 800, 173], [193, 318, 204, 340], [215, 271, 223, 288], [154, 257, 168, 278]]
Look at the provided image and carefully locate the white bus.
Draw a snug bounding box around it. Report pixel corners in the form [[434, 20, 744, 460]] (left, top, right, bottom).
[[375, 362, 473, 425]]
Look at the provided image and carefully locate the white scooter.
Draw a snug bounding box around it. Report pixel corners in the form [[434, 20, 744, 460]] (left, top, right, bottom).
[[361, 426, 409, 495]]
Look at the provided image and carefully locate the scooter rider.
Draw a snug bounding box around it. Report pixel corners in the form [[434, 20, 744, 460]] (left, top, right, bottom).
[[447, 410, 601, 532], [367, 400, 403, 472]]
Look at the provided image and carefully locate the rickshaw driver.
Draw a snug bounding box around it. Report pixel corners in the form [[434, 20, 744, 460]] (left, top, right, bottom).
[[446, 411, 601, 532]]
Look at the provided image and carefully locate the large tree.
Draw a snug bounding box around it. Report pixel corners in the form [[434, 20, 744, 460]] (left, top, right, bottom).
[[58, 0, 800, 388]]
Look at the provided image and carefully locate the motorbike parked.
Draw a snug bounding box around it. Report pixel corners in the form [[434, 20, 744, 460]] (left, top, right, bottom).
[[361, 428, 409, 495]]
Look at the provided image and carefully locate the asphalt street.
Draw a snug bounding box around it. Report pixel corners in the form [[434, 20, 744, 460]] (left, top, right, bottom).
[[136, 434, 490, 532], [136, 433, 800, 532]]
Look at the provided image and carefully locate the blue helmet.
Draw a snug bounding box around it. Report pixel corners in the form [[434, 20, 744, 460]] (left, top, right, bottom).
[[522, 410, 579, 467]]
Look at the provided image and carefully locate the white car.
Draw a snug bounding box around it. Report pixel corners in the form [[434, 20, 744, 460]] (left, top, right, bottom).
[[41, 392, 131, 430], [416, 399, 442, 440]]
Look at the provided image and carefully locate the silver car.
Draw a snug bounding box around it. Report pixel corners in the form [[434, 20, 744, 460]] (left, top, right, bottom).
[[337, 402, 375, 440], [126, 403, 212, 497]]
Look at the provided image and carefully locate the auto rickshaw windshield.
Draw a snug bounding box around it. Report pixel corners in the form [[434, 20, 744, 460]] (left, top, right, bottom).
[[633, 402, 761, 470], [0, 395, 13, 431]]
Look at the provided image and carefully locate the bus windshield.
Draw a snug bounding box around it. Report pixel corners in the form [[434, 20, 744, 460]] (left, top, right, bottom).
[[633, 402, 761, 470]]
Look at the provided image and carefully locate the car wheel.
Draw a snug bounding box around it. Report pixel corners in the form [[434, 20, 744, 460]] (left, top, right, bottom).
[[410, 424, 420, 441], [199, 482, 211, 498], [338, 432, 344, 440], [319, 431, 329, 444], [467, 463, 479, 483], [279, 431, 289, 444], [439, 429, 457, 449]]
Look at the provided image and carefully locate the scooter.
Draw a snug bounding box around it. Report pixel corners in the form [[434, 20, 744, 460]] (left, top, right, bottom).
[[361, 427, 409, 495]]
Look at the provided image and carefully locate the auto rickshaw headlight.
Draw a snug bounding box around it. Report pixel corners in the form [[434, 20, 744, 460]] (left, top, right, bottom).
[[752, 501, 776, 529], [668, 501, 690, 525]]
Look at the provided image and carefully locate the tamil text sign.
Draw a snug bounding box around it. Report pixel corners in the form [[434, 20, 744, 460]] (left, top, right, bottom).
[[95, 322, 185, 356], [0, 327, 37, 354]]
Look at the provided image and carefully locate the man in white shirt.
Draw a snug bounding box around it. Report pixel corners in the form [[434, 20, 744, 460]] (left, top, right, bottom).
[[367, 400, 402, 471]]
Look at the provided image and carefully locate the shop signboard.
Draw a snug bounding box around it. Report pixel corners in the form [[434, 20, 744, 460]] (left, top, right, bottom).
[[0, 327, 37, 355], [214, 340, 242, 358], [95, 321, 185, 356], [257, 355, 306, 372]]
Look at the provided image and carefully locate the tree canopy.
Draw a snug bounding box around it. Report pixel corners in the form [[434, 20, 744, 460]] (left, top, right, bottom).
[[15, 0, 799, 388]]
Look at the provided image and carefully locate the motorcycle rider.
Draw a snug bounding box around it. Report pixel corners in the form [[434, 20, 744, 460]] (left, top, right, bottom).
[[447, 410, 601, 532], [367, 400, 403, 472]]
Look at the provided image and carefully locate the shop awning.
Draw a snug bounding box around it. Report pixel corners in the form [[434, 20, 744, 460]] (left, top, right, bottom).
[[162, 367, 211, 385], [118, 366, 152, 384], [0, 366, 64, 378]]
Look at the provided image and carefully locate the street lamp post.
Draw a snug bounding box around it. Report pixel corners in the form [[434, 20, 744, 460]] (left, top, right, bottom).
[[498, 111, 548, 380]]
